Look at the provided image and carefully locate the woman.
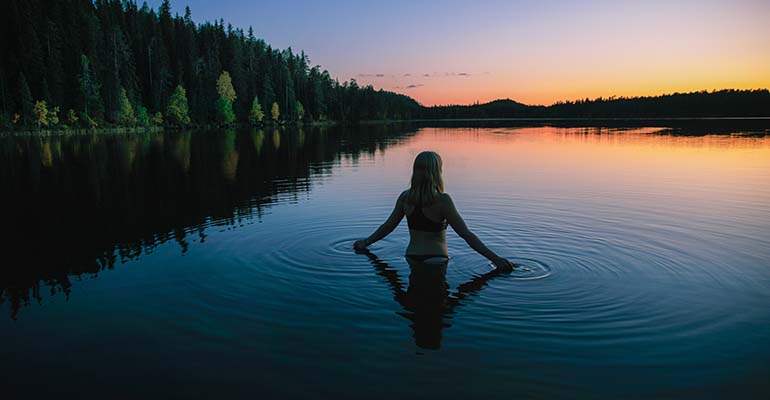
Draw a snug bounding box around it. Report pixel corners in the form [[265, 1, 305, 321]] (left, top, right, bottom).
[[354, 151, 516, 270]]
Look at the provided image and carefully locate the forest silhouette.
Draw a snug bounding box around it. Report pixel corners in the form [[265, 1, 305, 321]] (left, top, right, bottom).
[[1, 0, 768, 132]]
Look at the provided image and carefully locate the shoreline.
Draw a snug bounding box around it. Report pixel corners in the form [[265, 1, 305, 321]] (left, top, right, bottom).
[[2, 116, 769, 137]]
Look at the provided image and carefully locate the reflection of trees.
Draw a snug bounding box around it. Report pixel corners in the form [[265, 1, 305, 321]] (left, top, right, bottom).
[[39, 140, 53, 167], [171, 131, 191, 173], [250, 128, 264, 156], [221, 129, 239, 182], [0, 124, 417, 318], [272, 129, 281, 150]]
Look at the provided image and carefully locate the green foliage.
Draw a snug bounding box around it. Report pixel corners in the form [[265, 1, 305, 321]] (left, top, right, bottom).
[[80, 112, 98, 129], [216, 71, 237, 103], [78, 55, 102, 119], [166, 85, 190, 126], [271, 102, 280, 122], [33, 100, 48, 129], [66, 109, 78, 126], [216, 96, 236, 125], [214, 71, 237, 125], [0, 1, 427, 130], [136, 104, 150, 127], [249, 96, 264, 124], [295, 101, 305, 122], [152, 112, 164, 126], [48, 106, 60, 127], [117, 87, 137, 126]]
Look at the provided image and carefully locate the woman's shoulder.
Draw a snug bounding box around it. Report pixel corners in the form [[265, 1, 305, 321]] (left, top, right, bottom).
[[438, 192, 455, 207], [398, 189, 410, 202]]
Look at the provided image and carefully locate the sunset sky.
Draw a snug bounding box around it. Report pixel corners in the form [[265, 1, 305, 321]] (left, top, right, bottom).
[[150, 0, 770, 106]]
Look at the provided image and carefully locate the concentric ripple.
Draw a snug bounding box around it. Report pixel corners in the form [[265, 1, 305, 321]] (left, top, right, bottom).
[[490, 257, 552, 280]]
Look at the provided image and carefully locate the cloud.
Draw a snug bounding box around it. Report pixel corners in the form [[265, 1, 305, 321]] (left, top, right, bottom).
[[358, 71, 483, 79], [444, 72, 472, 77], [393, 83, 424, 89]]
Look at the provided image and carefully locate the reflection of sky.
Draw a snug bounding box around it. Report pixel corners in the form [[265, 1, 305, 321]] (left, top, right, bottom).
[[152, 0, 770, 106]]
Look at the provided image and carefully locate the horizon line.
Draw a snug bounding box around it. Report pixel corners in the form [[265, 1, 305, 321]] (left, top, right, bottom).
[[417, 87, 770, 108]]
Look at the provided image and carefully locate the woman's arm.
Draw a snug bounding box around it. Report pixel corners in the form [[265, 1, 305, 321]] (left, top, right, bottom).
[[354, 191, 406, 250], [441, 193, 515, 270]]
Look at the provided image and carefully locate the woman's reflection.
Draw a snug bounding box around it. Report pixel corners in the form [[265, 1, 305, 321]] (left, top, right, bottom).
[[357, 248, 510, 350]]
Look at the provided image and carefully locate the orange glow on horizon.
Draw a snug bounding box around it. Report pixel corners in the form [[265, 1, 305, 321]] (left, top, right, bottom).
[[337, 1, 770, 107]]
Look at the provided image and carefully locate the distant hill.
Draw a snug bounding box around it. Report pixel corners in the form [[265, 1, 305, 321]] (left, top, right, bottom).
[[421, 99, 530, 119], [421, 89, 770, 119]]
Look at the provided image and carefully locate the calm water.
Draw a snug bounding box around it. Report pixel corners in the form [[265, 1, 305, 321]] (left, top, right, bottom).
[[1, 123, 770, 398]]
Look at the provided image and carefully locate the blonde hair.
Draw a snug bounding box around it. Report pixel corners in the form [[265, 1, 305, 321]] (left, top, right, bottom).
[[407, 151, 444, 206]]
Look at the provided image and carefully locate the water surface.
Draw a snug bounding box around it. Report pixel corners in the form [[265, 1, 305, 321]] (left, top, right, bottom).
[[1, 124, 769, 398]]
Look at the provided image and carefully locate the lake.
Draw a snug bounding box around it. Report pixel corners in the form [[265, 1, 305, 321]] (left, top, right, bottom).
[[1, 122, 769, 398]]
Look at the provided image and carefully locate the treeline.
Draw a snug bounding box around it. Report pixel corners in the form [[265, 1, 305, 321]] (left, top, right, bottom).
[[422, 89, 770, 119], [0, 0, 422, 131]]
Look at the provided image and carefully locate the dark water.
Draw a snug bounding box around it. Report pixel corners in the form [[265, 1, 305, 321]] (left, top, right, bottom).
[[1, 123, 769, 398]]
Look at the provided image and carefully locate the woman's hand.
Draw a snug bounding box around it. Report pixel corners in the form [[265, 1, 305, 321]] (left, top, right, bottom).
[[492, 257, 516, 271], [353, 239, 368, 251]]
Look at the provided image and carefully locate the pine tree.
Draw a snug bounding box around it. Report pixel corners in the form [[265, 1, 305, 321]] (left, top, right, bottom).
[[166, 85, 190, 126], [295, 101, 305, 122], [79, 55, 102, 119], [136, 104, 150, 127], [216, 97, 235, 125], [216, 71, 237, 125], [19, 73, 34, 126], [117, 87, 137, 126], [216, 71, 237, 102], [249, 95, 264, 124]]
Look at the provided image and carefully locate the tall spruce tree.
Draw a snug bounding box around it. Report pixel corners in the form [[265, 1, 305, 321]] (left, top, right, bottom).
[[249, 95, 264, 124], [166, 85, 190, 126], [216, 71, 236, 125], [79, 55, 102, 119], [19, 73, 34, 126], [117, 87, 137, 126]]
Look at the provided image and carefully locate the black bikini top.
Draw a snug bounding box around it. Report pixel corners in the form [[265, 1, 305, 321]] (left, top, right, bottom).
[[406, 202, 447, 232]]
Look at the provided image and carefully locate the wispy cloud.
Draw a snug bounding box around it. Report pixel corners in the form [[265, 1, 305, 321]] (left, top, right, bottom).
[[393, 83, 424, 89], [358, 71, 484, 80]]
